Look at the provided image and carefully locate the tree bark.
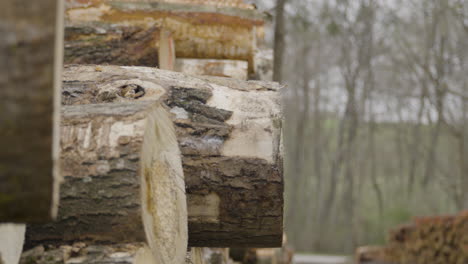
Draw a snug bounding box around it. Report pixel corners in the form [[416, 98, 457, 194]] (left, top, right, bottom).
[[0, 0, 62, 223], [26, 102, 188, 264], [0, 224, 26, 264], [58, 65, 284, 247], [65, 22, 175, 69]]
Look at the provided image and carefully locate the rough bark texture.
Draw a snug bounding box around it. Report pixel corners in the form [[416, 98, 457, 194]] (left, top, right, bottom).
[[64, 0, 265, 73], [26, 102, 188, 264], [0, 224, 26, 264], [59, 65, 284, 247], [20, 244, 155, 264], [0, 0, 60, 223], [65, 22, 162, 67]]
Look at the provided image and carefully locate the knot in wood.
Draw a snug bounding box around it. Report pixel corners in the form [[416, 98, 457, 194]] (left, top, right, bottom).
[[119, 84, 145, 99]]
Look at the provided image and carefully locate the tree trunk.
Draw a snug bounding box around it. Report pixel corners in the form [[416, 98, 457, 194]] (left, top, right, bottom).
[[0, 0, 62, 223], [27, 101, 188, 264], [273, 0, 286, 82], [0, 224, 26, 264], [58, 65, 284, 247]]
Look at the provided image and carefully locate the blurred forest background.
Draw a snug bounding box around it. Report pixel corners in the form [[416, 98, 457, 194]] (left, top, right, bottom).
[[254, 0, 468, 255]]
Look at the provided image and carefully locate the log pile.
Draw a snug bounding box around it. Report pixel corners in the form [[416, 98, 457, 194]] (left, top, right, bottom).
[[1, 0, 63, 263], [356, 211, 468, 264], [23, 65, 284, 261], [3, 0, 285, 263]]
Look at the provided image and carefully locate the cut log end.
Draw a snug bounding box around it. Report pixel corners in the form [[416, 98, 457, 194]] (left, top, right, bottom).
[[141, 105, 188, 264], [0, 224, 26, 264]]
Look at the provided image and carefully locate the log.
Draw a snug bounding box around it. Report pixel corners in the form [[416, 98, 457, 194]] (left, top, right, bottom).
[[56, 65, 284, 247], [26, 102, 188, 264], [65, 22, 175, 70], [0, 0, 63, 223], [20, 244, 156, 264], [0, 224, 26, 264], [64, 0, 266, 73]]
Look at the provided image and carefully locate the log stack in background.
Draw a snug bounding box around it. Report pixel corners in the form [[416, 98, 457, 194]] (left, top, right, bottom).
[[356, 211, 468, 264]]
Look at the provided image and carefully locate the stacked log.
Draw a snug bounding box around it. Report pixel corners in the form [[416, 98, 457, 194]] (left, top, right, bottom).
[[64, 0, 266, 73], [356, 211, 468, 264], [26, 101, 188, 264], [26, 65, 284, 248]]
